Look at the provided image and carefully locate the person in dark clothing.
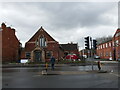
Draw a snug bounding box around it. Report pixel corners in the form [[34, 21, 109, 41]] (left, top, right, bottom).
[[98, 61, 101, 70], [50, 55, 55, 70]]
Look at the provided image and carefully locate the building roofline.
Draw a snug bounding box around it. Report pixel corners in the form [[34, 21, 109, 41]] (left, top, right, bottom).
[[97, 39, 112, 45], [27, 26, 58, 42]]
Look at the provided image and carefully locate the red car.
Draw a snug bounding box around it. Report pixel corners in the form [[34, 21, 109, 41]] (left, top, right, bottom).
[[66, 54, 78, 61]]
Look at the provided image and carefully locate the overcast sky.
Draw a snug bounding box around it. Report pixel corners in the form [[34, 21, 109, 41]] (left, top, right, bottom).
[[0, 2, 118, 50]]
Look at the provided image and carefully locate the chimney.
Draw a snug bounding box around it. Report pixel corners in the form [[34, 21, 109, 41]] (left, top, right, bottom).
[[12, 28, 15, 34], [6, 27, 11, 33], [1, 23, 6, 29]]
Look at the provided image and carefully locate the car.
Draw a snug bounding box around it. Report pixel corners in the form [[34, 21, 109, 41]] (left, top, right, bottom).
[[118, 58, 120, 61], [109, 57, 112, 60], [65, 54, 78, 61], [94, 55, 100, 59], [83, 55, 87, 59]]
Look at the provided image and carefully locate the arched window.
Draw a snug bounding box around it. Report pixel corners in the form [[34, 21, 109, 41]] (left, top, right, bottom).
[[39, 36, 47, 47]]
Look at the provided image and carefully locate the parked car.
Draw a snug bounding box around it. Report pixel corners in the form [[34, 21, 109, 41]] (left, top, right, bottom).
[[65, 54, 78, 61], [82, 55, 87, 59], [94, 55, 100, 59], [118, 58, 120, 61], [109, 57, 112, 60]]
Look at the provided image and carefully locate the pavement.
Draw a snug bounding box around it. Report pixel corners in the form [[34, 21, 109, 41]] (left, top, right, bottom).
[[95, 61, 119, 63], [2, 63, 69, 68], [2, 61, 119, 68]]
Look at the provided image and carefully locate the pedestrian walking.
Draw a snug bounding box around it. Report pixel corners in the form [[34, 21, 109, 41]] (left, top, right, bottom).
[[50, 55, 55, 70], [97, 61, 101, 71]]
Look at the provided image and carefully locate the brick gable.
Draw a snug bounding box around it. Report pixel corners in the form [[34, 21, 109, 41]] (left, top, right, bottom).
[[28, 26, 56, 42], [22, 26, 63, 62]]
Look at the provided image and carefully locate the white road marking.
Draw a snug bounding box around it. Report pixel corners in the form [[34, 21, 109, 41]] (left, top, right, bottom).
[[109, 73, 120, 77]]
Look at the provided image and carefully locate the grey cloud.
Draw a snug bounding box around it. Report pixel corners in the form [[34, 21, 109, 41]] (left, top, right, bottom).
[[0, 2, 118, 49], [2, 2, 117, 30], [34, 2, 117, 30]]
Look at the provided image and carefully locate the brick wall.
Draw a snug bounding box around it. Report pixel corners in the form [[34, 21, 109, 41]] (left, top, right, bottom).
[[96, 41, 113, 59], [96, 28, 120, 60], [1, 23, 21, 62], [113, 28, 120, 60]]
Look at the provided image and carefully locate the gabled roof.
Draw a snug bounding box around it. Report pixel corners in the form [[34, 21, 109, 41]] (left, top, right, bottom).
[[28, 26, 56, 42], [97, 28, 120, 45], [113, 28, 120, 37]]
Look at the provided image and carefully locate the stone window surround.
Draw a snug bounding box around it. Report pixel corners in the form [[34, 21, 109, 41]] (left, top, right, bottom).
[[36, 35, 47, 47]]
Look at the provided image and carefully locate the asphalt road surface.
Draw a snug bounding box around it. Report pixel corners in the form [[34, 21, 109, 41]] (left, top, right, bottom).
[[2, 64, 119, 88]]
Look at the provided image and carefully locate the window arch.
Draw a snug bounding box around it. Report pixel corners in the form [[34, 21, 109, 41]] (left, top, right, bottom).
[[39, 36, 47, 47]]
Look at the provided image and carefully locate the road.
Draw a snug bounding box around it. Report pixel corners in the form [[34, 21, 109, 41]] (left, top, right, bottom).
[[2, 63, 119, 88]]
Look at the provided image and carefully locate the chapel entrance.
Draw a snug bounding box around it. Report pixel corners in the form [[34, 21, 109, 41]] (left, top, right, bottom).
[[34, 50, 42, 62]]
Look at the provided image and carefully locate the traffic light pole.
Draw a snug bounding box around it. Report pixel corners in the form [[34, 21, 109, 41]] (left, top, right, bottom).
[[90, 37, 94, 71], [84, 36, 94, 71]]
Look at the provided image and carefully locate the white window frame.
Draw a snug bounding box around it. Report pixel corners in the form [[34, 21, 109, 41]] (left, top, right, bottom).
[[109, 42, 111, 47], [39, 36, 47, 47], [106, 43, 108, 48]]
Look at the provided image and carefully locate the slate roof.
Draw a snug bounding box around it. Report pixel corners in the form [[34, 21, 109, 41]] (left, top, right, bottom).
[[60, 43, 78, 51]]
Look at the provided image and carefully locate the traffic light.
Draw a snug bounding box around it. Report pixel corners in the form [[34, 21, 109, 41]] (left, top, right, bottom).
[[93, 40, 97, 49], [84, 36, 90, 49]]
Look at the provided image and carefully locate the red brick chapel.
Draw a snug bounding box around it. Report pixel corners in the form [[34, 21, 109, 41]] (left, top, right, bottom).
[[21, 26, 64, 62]]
